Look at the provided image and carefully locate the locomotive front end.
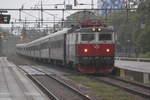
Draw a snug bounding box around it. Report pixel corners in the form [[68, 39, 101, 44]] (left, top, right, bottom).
[[76, 24, 115, 73]]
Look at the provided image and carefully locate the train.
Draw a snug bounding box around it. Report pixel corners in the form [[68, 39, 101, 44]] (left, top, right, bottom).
[[16, 22, 115, 74]]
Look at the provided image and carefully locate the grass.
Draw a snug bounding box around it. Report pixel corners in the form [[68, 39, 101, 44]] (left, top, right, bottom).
[[138, 52, 150, 58], [67, 75, 136, 100]]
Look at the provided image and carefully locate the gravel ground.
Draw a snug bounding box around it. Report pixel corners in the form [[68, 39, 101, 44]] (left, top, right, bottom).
[[33, 75, 85, 100]]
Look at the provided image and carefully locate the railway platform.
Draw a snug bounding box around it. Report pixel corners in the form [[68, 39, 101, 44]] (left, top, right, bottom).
[[0, 57, 49, 100], [115, 60, 150, 84]]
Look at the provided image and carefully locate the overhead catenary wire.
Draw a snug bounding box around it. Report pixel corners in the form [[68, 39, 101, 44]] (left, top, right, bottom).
[[22, 11, 38, 19]]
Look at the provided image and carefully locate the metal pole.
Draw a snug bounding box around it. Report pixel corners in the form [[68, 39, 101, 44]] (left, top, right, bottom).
[[91, 0, 94, 9], [11, 22, 14, 33], [19, 9, 22, 21], [41, 1, 43, 27], [62, 9, 65, 28], [53, 16, 55, 32]]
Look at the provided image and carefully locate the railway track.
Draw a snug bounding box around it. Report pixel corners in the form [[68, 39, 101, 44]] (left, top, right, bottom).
[[91, 76, 150, 99], [17, 64, 150, 99], [18, 65, 92, 100]]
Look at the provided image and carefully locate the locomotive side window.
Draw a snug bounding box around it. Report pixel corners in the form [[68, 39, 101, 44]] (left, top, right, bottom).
[[81, 34, 95, 41], [99, 34, 112, 41]]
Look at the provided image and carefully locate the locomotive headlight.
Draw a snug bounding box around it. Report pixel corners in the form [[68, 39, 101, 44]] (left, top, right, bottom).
[[0, 35, 4, 38], [106, 49, 110, 52], [92, 28, 96, 31], [98, 28, 102, 31], [84, 49, 88, 52]]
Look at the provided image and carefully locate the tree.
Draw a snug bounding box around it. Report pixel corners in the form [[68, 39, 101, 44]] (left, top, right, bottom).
[[136, 0, 150, 53]]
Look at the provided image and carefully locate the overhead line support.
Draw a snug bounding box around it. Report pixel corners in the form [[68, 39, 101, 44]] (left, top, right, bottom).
[[0, 8, 137, 11]]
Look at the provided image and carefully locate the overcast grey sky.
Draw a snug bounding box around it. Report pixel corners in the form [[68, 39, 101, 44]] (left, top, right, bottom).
[[0, 0, 98, 30], [0, 0, 97, 8]]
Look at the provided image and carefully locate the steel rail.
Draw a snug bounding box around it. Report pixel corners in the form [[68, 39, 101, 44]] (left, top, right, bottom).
[[17, 65, 60, 100], [92, 76, 150, 99], [30, 66, 92, 100], [109, 76, 150, 90], [28, 74, 60, 100]]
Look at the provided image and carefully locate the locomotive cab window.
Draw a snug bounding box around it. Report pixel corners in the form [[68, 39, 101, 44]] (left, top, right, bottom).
[[99, 34, 112, 41], [81, 34, 95, 42]]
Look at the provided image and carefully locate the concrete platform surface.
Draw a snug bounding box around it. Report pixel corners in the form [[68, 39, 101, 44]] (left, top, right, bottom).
[[115, 60, 150, 73], [0, 57, 49, 100]]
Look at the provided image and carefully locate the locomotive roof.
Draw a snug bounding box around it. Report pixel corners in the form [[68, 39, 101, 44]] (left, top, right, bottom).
[[16, 28, 71, 48], [75, 26, 114, 32]]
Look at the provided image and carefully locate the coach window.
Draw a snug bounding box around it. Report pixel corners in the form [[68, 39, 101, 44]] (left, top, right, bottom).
[[42, 42, 48, 49], [81, 34, 95, 42]]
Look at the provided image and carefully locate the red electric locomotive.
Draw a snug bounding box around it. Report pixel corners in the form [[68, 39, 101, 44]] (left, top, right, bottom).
[[72, 23, 115, 73]]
